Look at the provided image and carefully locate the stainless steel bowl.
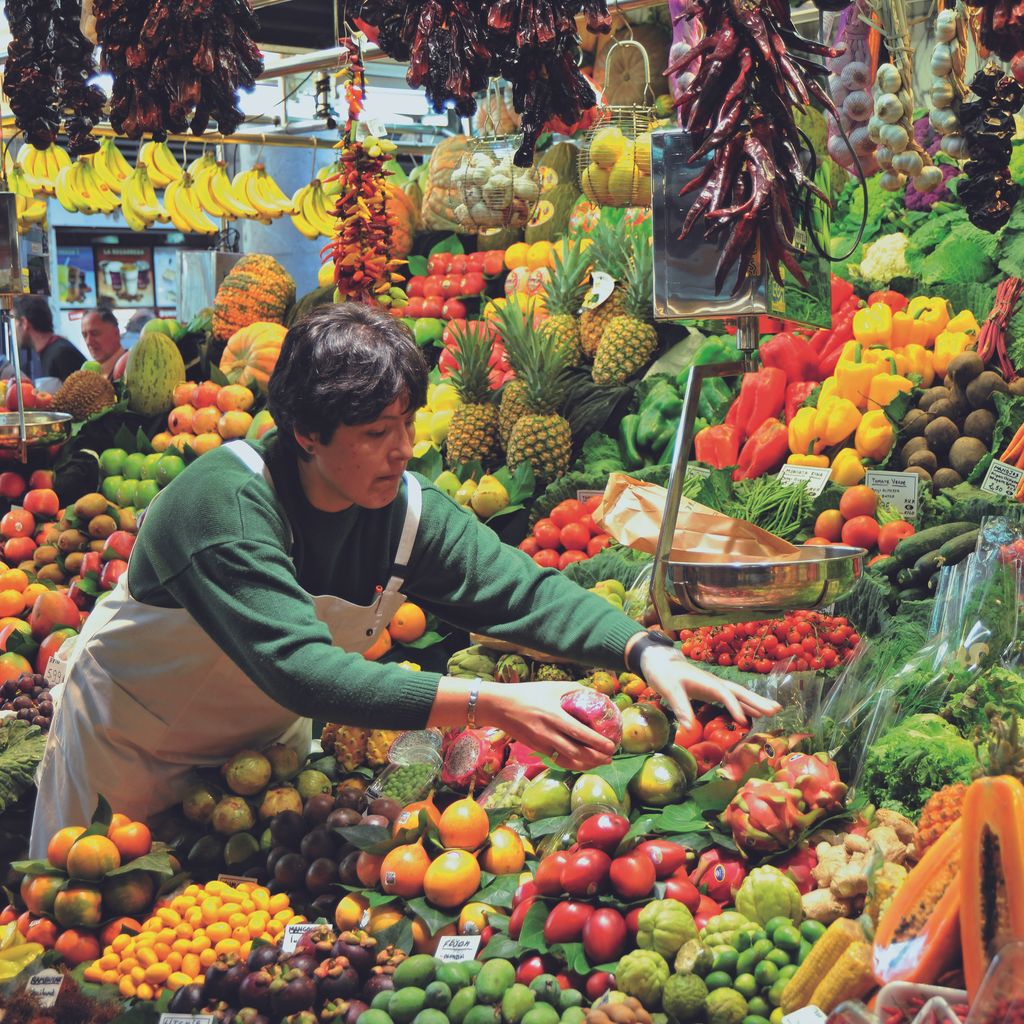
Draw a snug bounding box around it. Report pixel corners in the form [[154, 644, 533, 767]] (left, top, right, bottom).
[[665, 544, 866, 614], [0, 411, 73, 458]]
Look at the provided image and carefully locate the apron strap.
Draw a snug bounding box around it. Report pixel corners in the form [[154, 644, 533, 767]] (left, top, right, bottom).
[[383, 473, 422, 591], [224, 441, 294, 550]]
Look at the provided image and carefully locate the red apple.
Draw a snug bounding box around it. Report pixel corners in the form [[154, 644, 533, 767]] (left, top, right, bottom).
[[102, 531, 135, 562], [585, 973, 615, 1001], [80, 551, 103, 580], [0, 473, 25, 501], [515, 956, 550, 986], [508, 897, 535, 940], [28, 470, 53, 490], [100, 559, 128, 591], [5, 382, 37, 412], [28, 590, 81, 640], [663, 875, 701, 912]]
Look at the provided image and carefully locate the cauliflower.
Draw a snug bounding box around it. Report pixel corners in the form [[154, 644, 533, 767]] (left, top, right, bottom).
[[858, 232, 911, 287]]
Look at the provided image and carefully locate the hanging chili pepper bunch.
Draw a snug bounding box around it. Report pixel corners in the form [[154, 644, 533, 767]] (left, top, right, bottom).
[[92, 0, 263, 139], [977, 0, 1024, 83], [2, 0, 105, 153], [353, 1, 611, 165], [323, 44, 406, 305], [667, 0, 841, 294]]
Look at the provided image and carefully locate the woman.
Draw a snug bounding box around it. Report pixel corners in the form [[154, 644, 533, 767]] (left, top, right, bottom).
[[31, 305, 776, 854]]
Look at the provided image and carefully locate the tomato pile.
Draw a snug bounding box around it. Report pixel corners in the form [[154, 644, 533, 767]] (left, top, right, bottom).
[[807, 485, 914, 559], [519, 497, 614, 570], [678, 610, 862, 673], [403, 250, 506, 320]]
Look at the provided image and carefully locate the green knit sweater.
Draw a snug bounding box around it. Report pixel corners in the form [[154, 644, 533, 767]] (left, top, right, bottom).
[[127, 434, 641, 729]]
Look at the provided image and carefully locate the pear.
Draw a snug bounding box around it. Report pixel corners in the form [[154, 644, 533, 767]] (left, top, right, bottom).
[[571, 773, 630, 814], [434, 471, 462, 498], [521, 773, 572, 821], [453, 479, 478, 506], [470, 474, 510, 518]]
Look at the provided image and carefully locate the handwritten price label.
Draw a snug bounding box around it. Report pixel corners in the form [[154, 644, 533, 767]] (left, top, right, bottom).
[[434, 935, 481, 962], [865, 470, 919, 522], [981, 459, 1024, 498], [776, 464, 831, 497], [27, 970, 64, 1009]]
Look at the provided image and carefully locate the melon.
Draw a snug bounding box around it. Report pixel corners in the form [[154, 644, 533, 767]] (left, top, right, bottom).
[[124, 331, 187, 416], [525, 183, 582, 244]]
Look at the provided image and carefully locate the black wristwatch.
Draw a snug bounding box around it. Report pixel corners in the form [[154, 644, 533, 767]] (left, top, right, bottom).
[[626, 630, 676, 677]]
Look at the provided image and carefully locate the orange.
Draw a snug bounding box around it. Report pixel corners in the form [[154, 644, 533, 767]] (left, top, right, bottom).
[[504, 242, 529, 270], [0, 508, 34, 539], [216, 384, 255, 413], [172, 382, 195, 406], [191, 381, 223, 408], [367, 907, 404, 936], [387, 602, 427, 644], [0, 568, 29, 592], [438, 797, 490, 851], [24, 916, 59, 948], [169, 434, 197, 453], [48, 825, 87, 869], [54, 928, 101, 967], [423, 849, 481, 908], [217, 410, 253, 440], [20, 874, 64, 916], [66, 834, 122, 880], [334, 893, 369, 931], [23, 489, 59, 520], [3, 537, 35, 564], [108, 820, 152, 860], [363, 629, 392, 662], [393, 796, 442, 843], [23, 582, 49, 604], [53, 884, 104, 928], [101, 916, 142, 947], [102, 869, 156, 916], [480, 826, 526, 875], [0, 589, 25, 617], [355, 851, 384, 888], [151, 432, 173, 453], [108, 812, 131, 831], [191, 406, 221, 434], [0, 619, 31, 651], [525, 241, 553, 271], [379, 842, 431, 898]]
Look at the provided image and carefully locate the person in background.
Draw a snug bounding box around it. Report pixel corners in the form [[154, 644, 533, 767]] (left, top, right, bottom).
[[10, 294, 85, 383], [81, 307, 127, 380]]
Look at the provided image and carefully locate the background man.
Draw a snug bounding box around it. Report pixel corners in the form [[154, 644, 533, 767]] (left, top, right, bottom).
[[81, 307, 127, 380], [13, 294, 84, 382]]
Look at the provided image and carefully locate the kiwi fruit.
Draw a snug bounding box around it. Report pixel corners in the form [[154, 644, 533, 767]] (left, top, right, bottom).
[[904, 465, 933, 487]]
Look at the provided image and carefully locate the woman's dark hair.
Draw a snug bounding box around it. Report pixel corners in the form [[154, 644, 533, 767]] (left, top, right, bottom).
[[268, 303, 428, 458]]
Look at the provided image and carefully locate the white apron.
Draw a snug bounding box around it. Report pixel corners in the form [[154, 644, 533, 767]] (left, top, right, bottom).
[[30, 441, 421, 856]]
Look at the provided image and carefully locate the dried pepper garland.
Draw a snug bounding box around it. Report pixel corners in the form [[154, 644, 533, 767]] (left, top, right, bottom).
[[2, 0, 105, 153], [354, 1, 611, 165], [93, 0, 263, 139], [977, 0, 1024, 80], [667, 0, 839, 294], [323, 45, 406, 304]]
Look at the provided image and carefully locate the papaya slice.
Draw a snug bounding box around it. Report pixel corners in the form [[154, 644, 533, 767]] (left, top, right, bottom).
[[873, 817, 961, 985], [961, 776, 1024, 998]]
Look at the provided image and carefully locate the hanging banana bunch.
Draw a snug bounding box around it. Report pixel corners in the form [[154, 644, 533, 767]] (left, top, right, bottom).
[[55, 155, 121, 215], [139, 141, 184, 189], [164, 174, 219, 235], [290, 178, 336, 239], [233, 164, 296, 221], [91, 137, 134, 194], [9, 164, 47, 232], [120, 163, 169, 231], [18, 143, 71, 197]]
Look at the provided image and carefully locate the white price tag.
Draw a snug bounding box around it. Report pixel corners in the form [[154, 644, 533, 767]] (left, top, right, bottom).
[[434, 935, 481, 963], [27, 969, 64, 1008], [581, 272, 616, 312], [159, 1016, 216, 1024], [576, 490, 604, 504], [782, 1009, 827, 1024], [365, 118, 388, 139], [280, 922, 324, 954], [217, 873, 259, 886], [776, 464, 832, 497], [685, 463, 711, 481], [865, 470, 920, 522], [981, 459, 1024, 497], [44, 636, 77, 688]]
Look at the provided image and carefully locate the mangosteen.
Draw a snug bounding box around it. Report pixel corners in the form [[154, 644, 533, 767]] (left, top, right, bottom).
[[204, 954, 248, 1002], [304, 792, 336, 825], [247, 944, 281, 973], [266, 844, 289, 875], [311, 893, 339, 919], [334, 785, 364, 810], [327, 807, 361, 829], [346, 1000, 370, 1024], [315, 957, 362, 1001], [168, 982, 207, 1013], [306, 856, 338, 896], [359, 814, 390, 829], [238, 969, 274, 1013], [300, 827, 336, 862], [282, 1013, 318, 1024], [232, 1010, 274, 1024], [267, 878, 289, 895], [333, 934, 377, 978], [367, 798, 402, 822], [337, 850, 361, 886], [361, 971, 395, 1001], [274, 851, 309, 888], [270, 810, 306, 849], [295, 923, 337, 962], [270, 968, 318, 1016]]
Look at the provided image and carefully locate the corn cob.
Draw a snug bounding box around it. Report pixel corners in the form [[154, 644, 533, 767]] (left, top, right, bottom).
[[807, 941, 876, 1012], [781, 918, 865, 1012]]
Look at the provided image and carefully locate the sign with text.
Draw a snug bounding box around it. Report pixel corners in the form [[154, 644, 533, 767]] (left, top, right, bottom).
[[865, 470, 920, 522], [159, 1016, 216, 1024], [981, 459, 1024, 498], [27, 970, 64, 1008], [281, 922, 325, 954], [776, 463, 831, 497], [434, 935, 482, 962]]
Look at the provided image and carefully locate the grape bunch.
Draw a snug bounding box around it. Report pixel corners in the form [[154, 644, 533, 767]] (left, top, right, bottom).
[[0, 673, 53, 730]]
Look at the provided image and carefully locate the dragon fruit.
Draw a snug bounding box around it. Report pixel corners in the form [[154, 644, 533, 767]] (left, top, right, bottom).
[[723, 779, 811, 854], [441, 728, 510, 791], [773, 753, 848, 818], [771, 846, 818, 895], [689, 849, 748, 903], [717, 733, 809, 782], [560, 689, 623, 746], [508, 741, 546, 779]]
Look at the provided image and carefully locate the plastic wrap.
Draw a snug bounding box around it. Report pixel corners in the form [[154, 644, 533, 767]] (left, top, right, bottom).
[[966, 940, 1024, 1024], [365, 733, 441, 804]]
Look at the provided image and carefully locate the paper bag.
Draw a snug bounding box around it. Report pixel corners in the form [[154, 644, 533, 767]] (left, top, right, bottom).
[[594, 473, 799, 563]]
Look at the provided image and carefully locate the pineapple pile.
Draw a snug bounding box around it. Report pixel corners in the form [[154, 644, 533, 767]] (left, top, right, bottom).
[[445, 321, 502, 469], [320, 723, 403, 771], [592, 238, 657, 386]]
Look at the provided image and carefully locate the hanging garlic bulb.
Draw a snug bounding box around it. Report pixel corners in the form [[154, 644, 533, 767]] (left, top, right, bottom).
[[927, 5, 968, 151]]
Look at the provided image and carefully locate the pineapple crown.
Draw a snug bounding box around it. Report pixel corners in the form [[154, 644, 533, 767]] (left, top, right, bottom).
[[494, 297, 570, 416], [447, 320, 497, 405], [543, 239, 592, 318], [620, 238, 654, 321], [492, 298, 534, 375], [586, 216, 631, 280], [977, 705, 1024, 779]]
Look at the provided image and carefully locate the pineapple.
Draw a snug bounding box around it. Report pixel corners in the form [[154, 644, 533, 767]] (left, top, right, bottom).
[[445, 320, 502, 468], [579, 218, 629, 359], [503, 316, 573, 484], [492, 299, 533, 447], [592, 239, 657, 385], [321, 723, 369, 771], [538, 239, 591, 368], [915, 783, 967, 854]]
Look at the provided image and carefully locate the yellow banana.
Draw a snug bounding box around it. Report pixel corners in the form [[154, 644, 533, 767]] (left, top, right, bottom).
[[305, 179, 337, 236], [177, 175, 219, 234], [50, 144, 71, 172], [94, 137, 132, 194], [234, 168, 273, 220], [138, 163, 169, 222], [54, 162, 82, 213], [82, 157, 119, 214], [139, 142, 169, 188], [210, 163, 257, 218], [121, 165, 164, 228], [19, 145, 49, 195], [255, 167, 295, 214], [151, 141, 183, 185], [163, 178, 194, 233], [191, 158, 229, 219], [290, 185, 320, 239]]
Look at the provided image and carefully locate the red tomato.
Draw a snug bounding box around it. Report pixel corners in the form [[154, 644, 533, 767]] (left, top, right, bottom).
[[663, 876, 701, 911], [519, 537, 540, 556], [704, 716, 744, 751], [405, 297, 425, 318], [467, 252, 487, 271], [878, 519, 915, 555], [587, 534, 613, 557], [583, 494, 603, 514], [560, 522, 591, 552], [841, 514, 880, 549], [803, 537, 833, 546], [839, 485, 878, 520], [427, 254, 451, 274], [608, 851, 656, 901], [406, 277, 425, 297], [440, 277, 458, 297], [550, 499, 583, 529], [576, 513, 596, 535], [533, 519, 562, 550], [559, 550, 588, 570], [423, 297, 444, 318], [814, 509, 844, 542], [674, 718, 704, 747], [463, 272, 486, 294], [533, 550, 561, 569], [688, 740, 726, 774], [442, 299, 467, 320], [423, 276, 445, 298], [450, 254, 468, 274]]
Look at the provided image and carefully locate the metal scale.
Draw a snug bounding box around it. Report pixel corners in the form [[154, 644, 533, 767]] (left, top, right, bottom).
[[0, 189, 72, 461], [646, 125, 864, 631]]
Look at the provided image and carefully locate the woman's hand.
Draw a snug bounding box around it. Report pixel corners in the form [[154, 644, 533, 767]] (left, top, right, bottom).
[[638, 644, 781, 728]]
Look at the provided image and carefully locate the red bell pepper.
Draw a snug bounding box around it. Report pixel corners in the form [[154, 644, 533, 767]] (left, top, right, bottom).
[[694, 423, 739, 469], [831, 273, 855, 314], [724, 367, 786, 440], [785, 381, 818, 423], [816, 296, 862, 379], [760, 332, 819, 383], [733, 418, 790, 481], [867, 289, 909, 314]]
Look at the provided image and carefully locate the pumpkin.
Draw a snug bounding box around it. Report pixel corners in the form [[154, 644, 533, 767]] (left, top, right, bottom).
[[212, 254, 296, 341], [873, 818, 962, 986], [219, 322, 288, 387], [385, 183, 419, 259], [960, 775, 1024, 998]]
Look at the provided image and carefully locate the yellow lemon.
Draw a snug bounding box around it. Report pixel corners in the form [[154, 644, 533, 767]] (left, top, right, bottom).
[[634, 132, 653, 174], [412, 441, 436, 459], [526, 241, 552, 271], [589, 126, 626, 169], [581, 163, 610, 204], [430, 382, 461, 411], [608, 163, 641, 206], [430, 409, 455, 445]]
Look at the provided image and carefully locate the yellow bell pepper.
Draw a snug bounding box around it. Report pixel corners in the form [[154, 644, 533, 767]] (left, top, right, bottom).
[[788, 406, 820, 456], [890, 311, 932, 348], [901, 344, 935, 387], [946, 309, 979, 336], [933, 330, 975, 377], [905, 296, 950, 343], [867, 365, 913, 411], [814, 396, 862, 447], [835, 344, 878, 409], [852, 303, 893, 345], [830, 447, 866, 486], [817, 376, 840, 407], [855, 409, 895, 462], [787, 453, 830, 468]]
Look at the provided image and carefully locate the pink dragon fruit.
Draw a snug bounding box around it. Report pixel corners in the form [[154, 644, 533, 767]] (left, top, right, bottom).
[[717, 733, 810, 782], [771, 846, 818, 895], [508, 741, 546, 779], [690, 848, 748, 903], [723, 779, 811, 854], [441, 728, 510, 792], [560, 689, 623, 746], [772, 753, 848, 818]]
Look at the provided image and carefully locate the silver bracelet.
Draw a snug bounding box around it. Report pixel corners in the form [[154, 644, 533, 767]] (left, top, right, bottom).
[[466, 680, 480, 728]]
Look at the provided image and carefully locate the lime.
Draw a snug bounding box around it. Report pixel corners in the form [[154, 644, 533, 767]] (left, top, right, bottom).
[[81, 360, 103, 373], [770, 1009, 784, 1024], [772, 925, 801, 953], [753, 961, 778, 989], [763, 918, 792, 941], [155, 455, 186, 487], [122, 453, 146, 480], [743, 1017, 771, 1024], [764, 950, 790, 969], [101, 476, 124, 502], [797, 940, 812, 965], [747, 998, 771, 1017], [135, 480, 160, 508], [768, 979, 787, 1008], [752, 939, 774, 960], [713, 949, 739, 976], [704, 972, 732, 991], [777, 965, 797, 982], [735, 949, 759, 976], [116, 479, 138, 507], [734, 974, 757, 1000], [99, 448, 128, 477], [799, 920, 827, 944], [140, 452, 164, 481], [413, 318, 444, 345]]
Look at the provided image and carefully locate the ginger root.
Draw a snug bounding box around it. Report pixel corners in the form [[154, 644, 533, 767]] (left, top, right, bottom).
[[801, 887, 855, 923]]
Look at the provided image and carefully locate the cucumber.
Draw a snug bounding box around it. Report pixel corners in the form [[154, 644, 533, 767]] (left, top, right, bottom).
[[897, 585, 931, 602], [892, 522, 977, 567], [869, 555, 902, 579], [897, 549, 944, 586], [937, 528, 980, 566]]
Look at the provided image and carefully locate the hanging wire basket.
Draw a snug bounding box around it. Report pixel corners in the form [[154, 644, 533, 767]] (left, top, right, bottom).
[[452, 84, 542, 233], [578, 40, 658, 209]]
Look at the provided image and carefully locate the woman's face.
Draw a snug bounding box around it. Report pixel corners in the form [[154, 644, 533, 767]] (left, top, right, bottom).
[[296, 395, 417, 511]]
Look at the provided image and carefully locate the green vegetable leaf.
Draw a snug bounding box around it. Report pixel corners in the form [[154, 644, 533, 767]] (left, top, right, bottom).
[[429, 236, 465, 257], [105, 848, 177, 877], [474, 873, 522, 910], [517, 900, 550, 953], [409, 447, 443, 482], [481, 932, 524, 961], [588, 754, 649, 802], [550, 942, 591, 974], [407, 255, 428, 277], [527, 814, 571, 840], [374, 916, 415, 953], [404, 897, 460, 934]]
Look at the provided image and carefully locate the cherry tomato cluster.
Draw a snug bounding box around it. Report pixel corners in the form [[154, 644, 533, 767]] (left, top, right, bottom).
[[438, 320, 514, 390], [679, 610, 862, 673], [519, 496, 614, 570], [807, 485, 915, 562]]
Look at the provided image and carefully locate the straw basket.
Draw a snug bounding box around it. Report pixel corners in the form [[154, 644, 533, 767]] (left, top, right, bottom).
[[578, 40, 658, 208]]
